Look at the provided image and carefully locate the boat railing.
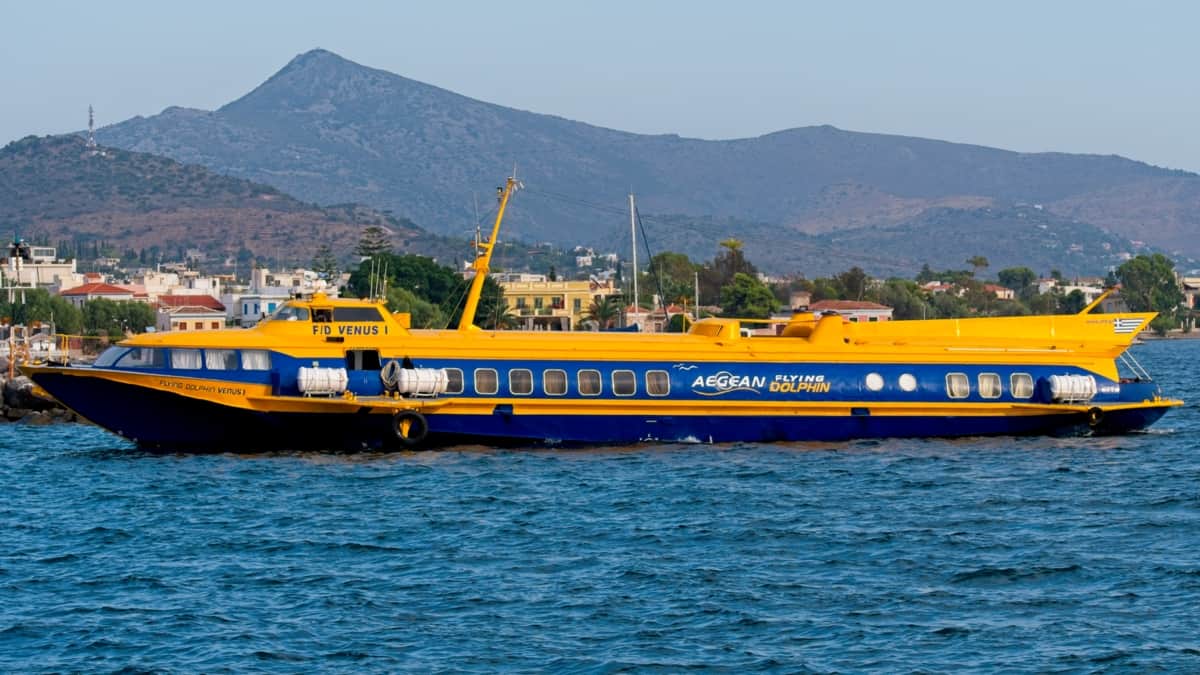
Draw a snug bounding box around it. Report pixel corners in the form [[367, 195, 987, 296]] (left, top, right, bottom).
[[1118, 349, 1153, 382]]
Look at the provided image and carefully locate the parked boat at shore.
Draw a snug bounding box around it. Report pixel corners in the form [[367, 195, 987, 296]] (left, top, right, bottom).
[[24, 178, 1182, 450]]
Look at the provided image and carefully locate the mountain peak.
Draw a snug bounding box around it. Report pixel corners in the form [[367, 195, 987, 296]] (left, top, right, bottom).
[[281, 48, 355, 72]]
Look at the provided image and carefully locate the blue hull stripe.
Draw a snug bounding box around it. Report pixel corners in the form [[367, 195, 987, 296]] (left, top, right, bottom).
[[32, 372, 1169, 450]]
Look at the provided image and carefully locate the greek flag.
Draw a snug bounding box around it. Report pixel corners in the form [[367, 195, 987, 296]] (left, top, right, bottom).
[[1113, 318, 1144, 334]]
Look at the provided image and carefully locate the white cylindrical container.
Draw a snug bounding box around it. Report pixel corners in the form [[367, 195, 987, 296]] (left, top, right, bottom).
[[1048, 374, 1097, 403], [394, 368, 449, 397], [298, 367, 349, 396]]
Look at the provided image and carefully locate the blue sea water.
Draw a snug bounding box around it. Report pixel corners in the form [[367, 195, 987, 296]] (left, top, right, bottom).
[[1, 341, 1199, 673]]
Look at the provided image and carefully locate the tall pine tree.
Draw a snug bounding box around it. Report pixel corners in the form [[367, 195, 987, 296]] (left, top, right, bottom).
[[355, 225, 392, 258]]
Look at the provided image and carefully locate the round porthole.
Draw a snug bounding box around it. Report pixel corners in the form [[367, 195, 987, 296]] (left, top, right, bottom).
[[865, 372, 884, 392], [899, 373, 917, 392]]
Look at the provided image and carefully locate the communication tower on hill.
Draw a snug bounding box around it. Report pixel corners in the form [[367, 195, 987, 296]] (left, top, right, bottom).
[[86, 105, 100, 156]]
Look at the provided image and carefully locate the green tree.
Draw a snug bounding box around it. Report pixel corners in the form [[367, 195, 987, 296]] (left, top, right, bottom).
[[720, 272, 780, 319], [835, 267, 869, 301], [699, 239, 757, 304], [1059, 289, 1088, 314], [997, 267, 1037, 299], [1116, 253, 1183, 334], [354, 225, 392, 258], [646, 251, 700, 307], [583, 296, 622, 329], [81, 298, 153, 338], [967, 256, 990, 277], [0, 289, 83, 334], [870, 279, 931, 320], [347, 253, 504, 329], [311, 244, 339, 280]]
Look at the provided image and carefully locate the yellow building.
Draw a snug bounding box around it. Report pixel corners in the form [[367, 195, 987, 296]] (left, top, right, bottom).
[[498, 276, 619, 330]]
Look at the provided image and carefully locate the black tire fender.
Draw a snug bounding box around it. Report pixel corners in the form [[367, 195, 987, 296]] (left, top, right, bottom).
[[392, 410, 428, 447], [1087, 407, 1104, 428]]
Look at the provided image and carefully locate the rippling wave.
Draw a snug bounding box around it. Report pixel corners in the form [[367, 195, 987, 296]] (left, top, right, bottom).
[[2, 341, 1199, 671]]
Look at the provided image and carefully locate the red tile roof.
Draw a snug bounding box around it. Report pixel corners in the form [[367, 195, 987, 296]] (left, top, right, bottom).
[[158, 294, 225, 311], [59, 283, 135, 297], [810, 300, 892, 311]]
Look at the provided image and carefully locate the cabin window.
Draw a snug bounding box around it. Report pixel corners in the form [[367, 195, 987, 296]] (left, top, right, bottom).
[[865, 372, 885, 392], [1011, 373, 1034, 399], [170, 349, 203, 370], [333, 307, 384, 322], [312, 308, 333, 323], [898, 373, 917, 392], [509, 369, 533, 395], [475, 368, 498, 395], [444, 368, 464, 394], [646, 370, 670, 396], [269, 305, 310, 322], [578, 369, 602, 396], [544, 369, 568, 396], [205, 349, 238, 370], [94, 347, 126, 368], [978, 373, 1002, 399], [613, 370, 637, 396], [946, 373, 970, 399], [241, 350, 272, 371], [116, 347, 164, 369]]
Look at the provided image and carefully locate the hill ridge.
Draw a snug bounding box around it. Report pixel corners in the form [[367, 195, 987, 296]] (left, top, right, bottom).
[[87, 48, 1200, 271]]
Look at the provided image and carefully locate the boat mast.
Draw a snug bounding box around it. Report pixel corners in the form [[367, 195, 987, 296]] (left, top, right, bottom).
[[459, 176, 519, 331], [629, 193, 638, 324]]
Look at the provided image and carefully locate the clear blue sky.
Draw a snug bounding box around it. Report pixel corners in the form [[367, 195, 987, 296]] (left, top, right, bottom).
[[3, 0, 1197, 171]]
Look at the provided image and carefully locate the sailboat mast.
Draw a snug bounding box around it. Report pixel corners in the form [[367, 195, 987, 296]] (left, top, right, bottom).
[[459, 177, 518, 331], [629, 193, 638, 324]]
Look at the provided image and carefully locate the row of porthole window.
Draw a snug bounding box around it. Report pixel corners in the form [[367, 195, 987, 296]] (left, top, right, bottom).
[[444, 368, 671, 397], [862, 372, 1035, 399]]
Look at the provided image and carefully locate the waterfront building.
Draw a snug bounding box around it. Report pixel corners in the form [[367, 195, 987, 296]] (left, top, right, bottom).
[[155, 294, 227, 332], [498, 275, 619, 331]]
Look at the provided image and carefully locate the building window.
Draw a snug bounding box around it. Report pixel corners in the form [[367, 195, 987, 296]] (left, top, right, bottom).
[[243, 303, 249, 315], [573, 298, 582, 313], [194, 321, 203, 330], [509, 368, 533, 395], [534, 297, 543, 309], [178, 323, 187, 331], [544, 369, 568, 395], [978, 373, 1002, 399], [444, 368, 464, 394], [1011, 373, 1034, 399], [516, 297, 526, 309], [475, 368, 498, 395], [946, 373, 970, 399], [646, 370, 670, 396], [578, 369, 602, 396], [211, 322, 220, 330], [612, 370, 636, 396]]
